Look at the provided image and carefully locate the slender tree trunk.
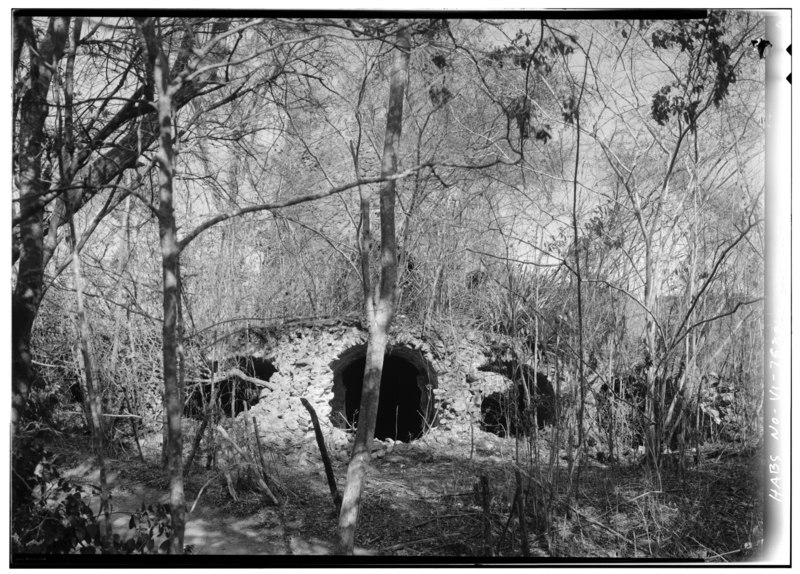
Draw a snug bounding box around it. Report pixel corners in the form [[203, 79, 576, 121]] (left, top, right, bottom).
[[570, 53, 589, 495], [157, 83, 186, 554], [337, 21, 410, 555], [68, 215, 112, 550], [12, 16, 70, 431], [148, 23, 186, 553], [642, 241, 661, 469]]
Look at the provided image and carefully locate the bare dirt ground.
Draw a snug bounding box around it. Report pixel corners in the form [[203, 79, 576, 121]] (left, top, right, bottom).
[[54, 429, 763, 561]]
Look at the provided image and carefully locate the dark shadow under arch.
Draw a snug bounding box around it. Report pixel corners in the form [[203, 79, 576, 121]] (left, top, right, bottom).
[[479, 359, 555, 437], [186, 356, 277, 419], [329, 345, 437, 442]]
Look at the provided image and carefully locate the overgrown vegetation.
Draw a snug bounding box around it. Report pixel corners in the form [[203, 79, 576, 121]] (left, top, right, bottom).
[[13, 427, 762, 560], [11, 435, 188, 555], [12, 13, 767, 560]]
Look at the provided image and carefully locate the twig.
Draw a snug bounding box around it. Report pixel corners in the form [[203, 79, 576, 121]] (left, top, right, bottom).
[[31, 359, 63, 369], [381, 536, 439, 552], [628, 490, 663, 503], [714, 548, 744, 560], [12, 468, 33, 492], [381, 530, 473, 553], [567, 504, 630, 543], [184, 368, 275, 391], [713, 444, 731, 463], [413, 492, 475, 500], [367, 514, 474, 545], [688, 535, 738, 562]]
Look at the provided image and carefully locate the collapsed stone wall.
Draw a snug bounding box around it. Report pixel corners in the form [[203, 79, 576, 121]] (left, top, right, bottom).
[[206, 317, 523, 464]]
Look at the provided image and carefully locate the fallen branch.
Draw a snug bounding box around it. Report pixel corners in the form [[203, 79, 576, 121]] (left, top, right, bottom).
[[186, 368, 275, 391], [189, 474, 220, 514], [300, 397, 341, 510]]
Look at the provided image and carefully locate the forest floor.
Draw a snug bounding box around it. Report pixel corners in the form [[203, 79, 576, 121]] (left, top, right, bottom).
[[50, 427, 763, 562]]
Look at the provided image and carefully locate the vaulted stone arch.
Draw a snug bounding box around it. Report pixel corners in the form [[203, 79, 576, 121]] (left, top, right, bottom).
[[329, 344, 438, 442], [198, 317, 555, 463]]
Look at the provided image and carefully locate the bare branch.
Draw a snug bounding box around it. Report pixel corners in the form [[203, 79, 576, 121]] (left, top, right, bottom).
[[178, 164, 431, 253]]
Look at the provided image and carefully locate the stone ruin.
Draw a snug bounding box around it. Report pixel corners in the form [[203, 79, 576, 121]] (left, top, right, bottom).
[[194, 316, 557, 465]]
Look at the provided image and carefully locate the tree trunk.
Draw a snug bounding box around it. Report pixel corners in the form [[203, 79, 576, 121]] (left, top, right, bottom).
[[12, 16, 70, 431], [336, 21, 410, 555], [643, 241, 662, 470], [146, 20, 186, 553], [157, 79, 186, 554], [68, 215, 112, 550], [570, 56, 589, 494]]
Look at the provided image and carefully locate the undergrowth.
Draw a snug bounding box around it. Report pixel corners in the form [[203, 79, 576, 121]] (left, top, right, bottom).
[[12, 427, 764, 560]]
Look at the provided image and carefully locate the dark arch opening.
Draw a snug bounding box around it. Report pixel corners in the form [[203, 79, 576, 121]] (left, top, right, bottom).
[[479, 359, 555, 437], [186, 356, 277, 420], [330, 346, 436, 442]]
